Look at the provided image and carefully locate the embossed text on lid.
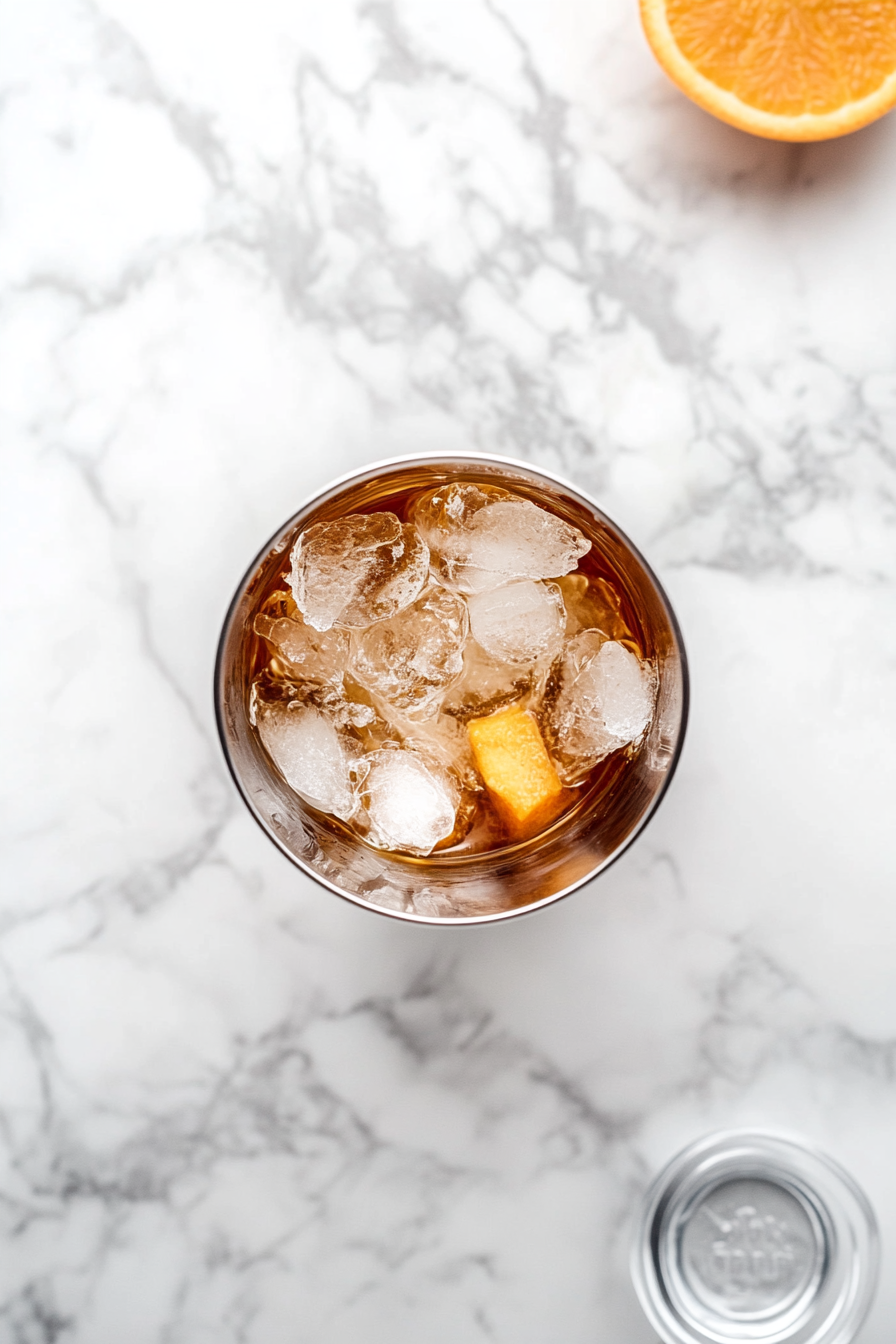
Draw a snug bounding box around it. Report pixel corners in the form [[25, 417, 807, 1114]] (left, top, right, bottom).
[[674, 1176, 826, 1330]]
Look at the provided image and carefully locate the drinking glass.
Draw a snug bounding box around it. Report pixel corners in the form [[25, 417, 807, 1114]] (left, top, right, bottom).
[[215, 453, 688, 923]]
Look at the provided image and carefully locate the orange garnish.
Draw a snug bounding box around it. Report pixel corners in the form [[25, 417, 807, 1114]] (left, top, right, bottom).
[[467, 706, 564, 835], [640, 0, 896, 141]]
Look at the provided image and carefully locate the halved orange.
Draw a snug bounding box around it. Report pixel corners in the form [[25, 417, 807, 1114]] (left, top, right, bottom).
[[640, 0, 896, 141]]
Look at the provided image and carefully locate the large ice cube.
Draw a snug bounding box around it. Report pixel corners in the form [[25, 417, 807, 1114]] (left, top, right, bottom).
[[467, 579, 565, 665], [257, 704, 357, 819], [398, 712, 482, 795], [290, 512, 429, 631], [546, 633, 656, 783], [412, 483, 590, 594], [588, 641, 656, 740], [465, 500, 590, 589], [358, 748, 457, 855], [250, 658, 377, 733], [350, 583, 468, 716], [356, 710, 480, 849], [441, 641, 542, 723], [254, 605, 349, 687]]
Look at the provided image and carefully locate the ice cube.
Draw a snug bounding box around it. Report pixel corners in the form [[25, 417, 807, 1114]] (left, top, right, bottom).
[[250, 656, 378, 734], [349, 583, 468, 716], [254, 607, 349, 687], [398, 712, 482, 795], [412, 480, 496, 538], [440, 640, 542, 723], [358, 748, 457, 855], [546, 633, 656, 782], [289, 512, 429, 631], [590, 641, 656, 740], [465, 500, 591, 589], [368, 712, 480, 847], [257, 704, 357, 819], [467, 579, 566, 665], [412, 483, 590, 593]]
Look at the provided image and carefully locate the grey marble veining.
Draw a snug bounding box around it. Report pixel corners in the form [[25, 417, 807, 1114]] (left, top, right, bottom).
[[2, 0, 896, 1340]]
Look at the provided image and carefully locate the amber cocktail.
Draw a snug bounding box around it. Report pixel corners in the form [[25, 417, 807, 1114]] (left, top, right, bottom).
[[215, 454, 687, 923]]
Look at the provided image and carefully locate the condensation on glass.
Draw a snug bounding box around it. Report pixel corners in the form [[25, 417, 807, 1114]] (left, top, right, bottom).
[[215, 454, 688, 923], [632, 1131, 879, 1344]]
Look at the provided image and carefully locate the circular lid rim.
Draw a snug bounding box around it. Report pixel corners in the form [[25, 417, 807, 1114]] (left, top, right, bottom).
[[631, 1130, 879, 1344]]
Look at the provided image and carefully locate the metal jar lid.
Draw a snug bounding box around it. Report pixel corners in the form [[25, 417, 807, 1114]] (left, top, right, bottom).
[[631, 1131, 879, 1344]]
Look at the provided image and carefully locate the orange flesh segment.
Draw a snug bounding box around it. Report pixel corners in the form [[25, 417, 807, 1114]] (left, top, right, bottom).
[[664, 0, 896, 116], [467, 706, 564, 832]]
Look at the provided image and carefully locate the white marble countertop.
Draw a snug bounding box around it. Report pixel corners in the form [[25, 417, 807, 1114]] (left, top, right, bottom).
[[3, 1, 896, 1340]]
